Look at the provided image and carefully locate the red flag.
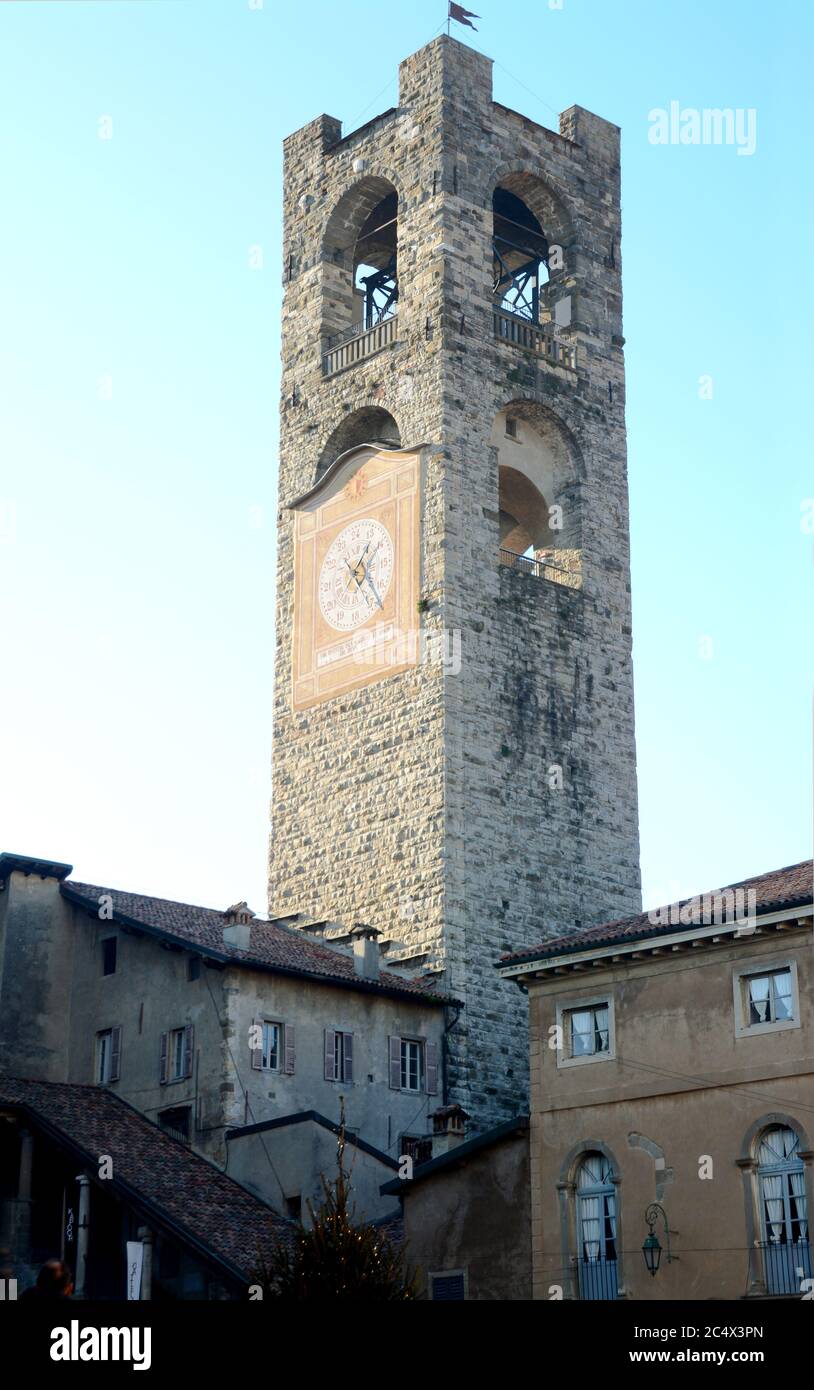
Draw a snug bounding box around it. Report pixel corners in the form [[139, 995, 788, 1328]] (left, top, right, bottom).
[[449, 3, 479, 30]]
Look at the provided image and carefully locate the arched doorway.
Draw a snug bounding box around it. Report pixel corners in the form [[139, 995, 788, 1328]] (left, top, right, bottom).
[[576, 1152, 618, 1300], [756, 1125, 811, 1295]]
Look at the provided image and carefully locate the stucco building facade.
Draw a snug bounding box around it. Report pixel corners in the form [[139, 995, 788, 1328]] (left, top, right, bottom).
[[0, 852, 453, 1226], [501, 860, 813, 1301]]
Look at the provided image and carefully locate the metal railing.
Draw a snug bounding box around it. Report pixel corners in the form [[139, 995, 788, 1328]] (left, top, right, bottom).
[[158, 1121, 191, 1146], [578, 1256, 618, 1301], [323, 311, 398, 376], [499, 548, 582, 590], [759, 1240, 813, 1296], [493, 307, 576, 370]]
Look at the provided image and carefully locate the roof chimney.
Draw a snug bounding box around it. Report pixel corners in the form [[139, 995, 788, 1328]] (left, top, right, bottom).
[[350, 922, 381, 980], [430, 1104, 469, 1158], [222, 901, 255, 950]]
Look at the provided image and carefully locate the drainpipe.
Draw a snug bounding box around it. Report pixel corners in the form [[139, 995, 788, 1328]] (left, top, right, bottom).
[[74, 1175, 90, 1298], [442, 1004, 463, 1106]]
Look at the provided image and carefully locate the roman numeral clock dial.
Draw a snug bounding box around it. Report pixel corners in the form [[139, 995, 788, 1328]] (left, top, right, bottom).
[[291, 446, 422, 709]]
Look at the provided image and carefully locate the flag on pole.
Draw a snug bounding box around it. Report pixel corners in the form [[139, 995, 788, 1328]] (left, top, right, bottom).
[[449, 3, 480, 31]]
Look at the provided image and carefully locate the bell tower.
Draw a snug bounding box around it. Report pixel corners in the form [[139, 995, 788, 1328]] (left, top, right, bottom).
[[269, 35, 641, 1128]]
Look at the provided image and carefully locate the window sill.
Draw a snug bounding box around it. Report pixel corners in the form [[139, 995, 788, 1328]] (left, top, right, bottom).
[[734, 1017, 800, 1041], [556, 1052, 615, 1070]]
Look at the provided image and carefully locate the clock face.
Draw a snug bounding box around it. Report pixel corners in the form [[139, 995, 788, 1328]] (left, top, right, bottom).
[[318, 518, 395, 632], [292, 446, 421, 709]]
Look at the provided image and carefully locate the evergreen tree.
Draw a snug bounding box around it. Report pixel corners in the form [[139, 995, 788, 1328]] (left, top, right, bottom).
[[263, 1107, 416, 1300]]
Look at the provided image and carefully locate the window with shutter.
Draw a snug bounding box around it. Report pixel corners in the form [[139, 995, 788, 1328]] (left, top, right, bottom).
[[400, 1039, 423, 1092], [284, 1023, 296, 1074], [251, 1017, 263, 1070], [96, 1030, 114, 1084], [166, 1027, 186, 1082], [261, 1021, 281, 1070], [389, 1036, 401, 1089], [182, 1024, 194, 1079], [110, 1025, 122, 1082], [430, 1271, 466, 1301], [326, 1031, 353, 1082], [324, 1030, 337, 1081], [425, 1040, 438, 1095]]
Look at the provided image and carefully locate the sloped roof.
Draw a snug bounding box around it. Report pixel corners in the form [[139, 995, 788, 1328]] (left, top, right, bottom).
[[380, 1116, 530, 1195], [59, 880, 452, 1005], [0, 1078, 292, 1284], [501, 859, 813, 966]]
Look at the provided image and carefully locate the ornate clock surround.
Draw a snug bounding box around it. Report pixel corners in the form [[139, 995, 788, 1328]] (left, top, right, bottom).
[[290, 444, 423, 710]]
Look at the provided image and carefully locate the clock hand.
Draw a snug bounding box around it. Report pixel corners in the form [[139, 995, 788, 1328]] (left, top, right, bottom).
[[364, 571, 384, 610]]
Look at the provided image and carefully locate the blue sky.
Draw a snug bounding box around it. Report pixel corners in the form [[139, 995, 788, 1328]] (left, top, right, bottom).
[[0, 0, 811, 916]]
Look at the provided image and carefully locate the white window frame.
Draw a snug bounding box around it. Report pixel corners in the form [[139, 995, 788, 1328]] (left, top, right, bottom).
[[169, 1026, 186, 1081], [400, 1038, 424, 1092], [555, 995, 616, 1069], [261, 1020, 283, 1072], [97, 1029, 113, 1084], [334, 1031, 351, 1083], [733, 958, 800, 1039]]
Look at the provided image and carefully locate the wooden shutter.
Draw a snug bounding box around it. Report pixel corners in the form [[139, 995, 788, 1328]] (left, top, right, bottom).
[[324, 1030, 336, 1081], [159, 1031, 169, 1085], [426, 1040, 439, 1095], [343, 1033, 353, 1084], [182, 1024, 194, 1079], [251, 1017, 263, 1070], [389, 1036, 401, 1090], [284, 1023, 296, 1074], [110, 1026, 122, 1082]]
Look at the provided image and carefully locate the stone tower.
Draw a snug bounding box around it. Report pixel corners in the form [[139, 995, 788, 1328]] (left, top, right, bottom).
[[269, 35, 641, 1129]]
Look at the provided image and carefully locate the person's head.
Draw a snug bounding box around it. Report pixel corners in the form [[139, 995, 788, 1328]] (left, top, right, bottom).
[[36, 1259, 73, 1297]]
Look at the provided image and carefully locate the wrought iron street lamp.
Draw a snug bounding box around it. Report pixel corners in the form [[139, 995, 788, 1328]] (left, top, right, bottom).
[[642, 1203, 676, 1277]]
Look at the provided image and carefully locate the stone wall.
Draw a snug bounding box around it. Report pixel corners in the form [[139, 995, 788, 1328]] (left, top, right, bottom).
[[270, 35, 641, 1129]]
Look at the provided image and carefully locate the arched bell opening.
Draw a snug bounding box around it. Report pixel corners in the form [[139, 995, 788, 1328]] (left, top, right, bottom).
[[321, 177, 399, 347], [492, 186, 550, 324], [492, 406, 583, 588], [353, 191, 398, 333]]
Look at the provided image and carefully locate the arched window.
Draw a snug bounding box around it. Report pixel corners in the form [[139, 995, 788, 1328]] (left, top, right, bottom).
[[316, 407, 401, 481], [353, 192, 398, 332], [493, 186, 549, 324], [576, 1152, 618, 1300], [756, 1125, 811, 1295], [491, 406, 582, 588], [490, 172, 573, 341], [321, 177, 399, 350]]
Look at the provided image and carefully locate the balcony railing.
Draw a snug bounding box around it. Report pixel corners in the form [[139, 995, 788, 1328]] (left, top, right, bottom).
[[323, 311, 397, 376], [759, 1240, 813, 1296], [494, 307, 576, 371], [578, 1256, 618, 1301], [499, 548, 582, 591]]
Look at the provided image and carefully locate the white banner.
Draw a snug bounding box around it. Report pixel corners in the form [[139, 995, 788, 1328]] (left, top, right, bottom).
[[126, 1241, 144, 1300]]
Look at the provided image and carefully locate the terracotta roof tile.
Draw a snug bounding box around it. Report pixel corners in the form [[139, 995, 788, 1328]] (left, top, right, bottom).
[[61, 881, 451, 1004], [0, 1077, 292, 1282], [501, 859, 813, 965]]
